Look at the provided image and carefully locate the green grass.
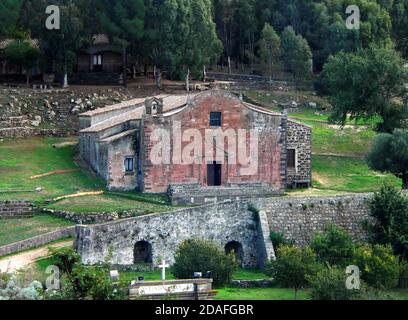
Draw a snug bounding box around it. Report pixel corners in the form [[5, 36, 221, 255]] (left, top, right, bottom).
[[0, 137, 103, 201], [46, 194, 175, 214], [215, 287, 309, 300], [0, 215, 74, 247], [0, 136, 176, 214], [312, 155, 401, 193]]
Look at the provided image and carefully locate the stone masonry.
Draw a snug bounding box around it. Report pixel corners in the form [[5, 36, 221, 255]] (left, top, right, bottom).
[[75, 193, 377, 269]]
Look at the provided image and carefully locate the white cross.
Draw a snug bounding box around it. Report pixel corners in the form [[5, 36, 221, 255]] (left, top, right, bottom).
[[159, 260, 169, 281]]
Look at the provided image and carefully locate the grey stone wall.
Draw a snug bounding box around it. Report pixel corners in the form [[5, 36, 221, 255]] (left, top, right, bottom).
[[252, 193, 373, 247], [286, 120, 312, 187], [0, 201, 34, 219], [0, 227, 75, 257], [75, 201, 269, 268]]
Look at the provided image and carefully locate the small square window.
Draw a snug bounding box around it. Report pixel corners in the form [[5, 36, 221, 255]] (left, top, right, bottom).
[[125, 157, 134, 173], [210, 112, 222, 127], [287, 149, 296, 169]]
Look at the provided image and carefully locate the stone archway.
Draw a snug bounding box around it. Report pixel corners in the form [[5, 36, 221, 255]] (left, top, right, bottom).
[[134, 241, 153, 264], [225, 241, 244, 266]]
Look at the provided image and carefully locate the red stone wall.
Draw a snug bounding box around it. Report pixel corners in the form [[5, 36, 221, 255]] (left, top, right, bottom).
[[142, 91, 284, 193]]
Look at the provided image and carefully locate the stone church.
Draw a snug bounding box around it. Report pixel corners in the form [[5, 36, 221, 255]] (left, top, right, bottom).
[[79, 90, 311, 204]]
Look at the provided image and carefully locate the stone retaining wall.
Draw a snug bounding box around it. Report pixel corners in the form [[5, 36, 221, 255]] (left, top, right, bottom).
[[42, 208, 144, 224], [0, 127, 57, 138], [75, 201, 267, 268], [0, 227, 76, 257], [0, 201, 34, 219], [252, 193, 374, 247]]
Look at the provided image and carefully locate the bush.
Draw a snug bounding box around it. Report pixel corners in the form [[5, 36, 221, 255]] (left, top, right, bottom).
[[368, 184, 408, 259], [266, 245, 319, 299], [62, 264, 123, 300], [0, 276, 43, 300], [270, 231, 294, 250], [49, 248, 124, 300], [307, 266, 362, 300], [353, 244, 400, 289], [307, 266, 398, 300], [50, 247, 81, 274], [172, 239, 237, 287], [311, 224, 355, 267]]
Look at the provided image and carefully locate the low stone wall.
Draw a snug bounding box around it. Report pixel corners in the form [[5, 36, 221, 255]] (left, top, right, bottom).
[[252, 193, 374, 247], [42, 208, 145, 224], [0, 227, 76, 257], [0, 127, 58, 138], [231, 279, 273, 288], [0, 201, 34, 219]]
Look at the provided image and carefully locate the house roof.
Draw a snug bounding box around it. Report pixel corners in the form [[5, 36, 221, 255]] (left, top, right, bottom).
[[80, 90, 311, 134]]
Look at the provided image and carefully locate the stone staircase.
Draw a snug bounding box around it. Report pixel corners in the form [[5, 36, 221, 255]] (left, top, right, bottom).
[[56, 104, 69, 136], [0, 201, 34, 219]]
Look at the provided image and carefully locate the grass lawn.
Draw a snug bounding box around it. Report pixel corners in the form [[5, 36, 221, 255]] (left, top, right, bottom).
[[46, 194, 175, 214], [0, 215, 74, 247], [312, 155, 401, 192], [0, 136, 176, 214], [215, 287, 309, 300], [0, 137, 103, 202]]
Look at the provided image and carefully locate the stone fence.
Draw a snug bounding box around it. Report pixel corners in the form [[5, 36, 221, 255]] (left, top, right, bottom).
[[0, 201, 35, 219], [0, 128, 58, 139], [0, 227, 76, 257]]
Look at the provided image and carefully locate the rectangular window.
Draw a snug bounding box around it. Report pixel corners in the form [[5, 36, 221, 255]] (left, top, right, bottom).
[[125, 157, 134, 173], [287, 149, 296, 169], [93, 54, 102, 66], [210, 112, 222, 127]]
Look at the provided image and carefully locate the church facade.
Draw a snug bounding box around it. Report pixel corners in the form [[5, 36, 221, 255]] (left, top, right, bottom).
[[79, 90, 312, 205]]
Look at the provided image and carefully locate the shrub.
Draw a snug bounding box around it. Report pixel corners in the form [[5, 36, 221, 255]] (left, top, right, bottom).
[[307, 266, 362, 300], [49, 248, 124, 300], [270, 231, 295, 250], [266, 245, 319, 299], [311, 224, 355, 267], [50, 247, 81, 274], [368, 184, 408, 259], [172, 239, 237, 287], [62, 264, 123, 300], [0, 276, 43, 300], [307, 266, 398, 300], [353, 244, 400, 289]]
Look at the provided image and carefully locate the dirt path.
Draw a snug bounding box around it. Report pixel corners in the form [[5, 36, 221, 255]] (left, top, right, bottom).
[[0, 240, 73, 273]]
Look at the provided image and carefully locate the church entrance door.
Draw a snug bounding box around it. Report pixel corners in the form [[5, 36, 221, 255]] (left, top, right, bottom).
[[207, 161, 222, 186]]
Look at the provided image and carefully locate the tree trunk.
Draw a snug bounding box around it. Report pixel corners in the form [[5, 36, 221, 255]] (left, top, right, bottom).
[[144, 64, 148, 77], [294, 288, 298, 300], [228, 56, 231, 74], [185, 68, 190, 92], [156, 68, 162, 89], [26, 72, 30, 88], [122, 45, 127, 87]]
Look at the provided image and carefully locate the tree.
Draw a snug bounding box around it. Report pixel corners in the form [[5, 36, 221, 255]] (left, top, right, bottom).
[[281, 26, 312, 79], [173, 239, 237, 287], [367, 130, 408, 189], [319, 46, 408, 132], [97, 0, 146, 87], [311, 224, 355, 267], [258, 23, 280, 80], [5, 39, 39, 86], [0, 0, 22, 39], [354, 244, 400, 289], [367, 184, 408, 258], [266, 245, 318, 299]]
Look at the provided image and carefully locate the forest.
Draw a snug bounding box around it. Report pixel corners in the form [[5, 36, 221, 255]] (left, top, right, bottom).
[[0, 0, 407, 80]]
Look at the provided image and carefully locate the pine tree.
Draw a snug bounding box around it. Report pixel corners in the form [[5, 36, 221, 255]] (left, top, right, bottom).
[[258, 23, 280, 80]]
